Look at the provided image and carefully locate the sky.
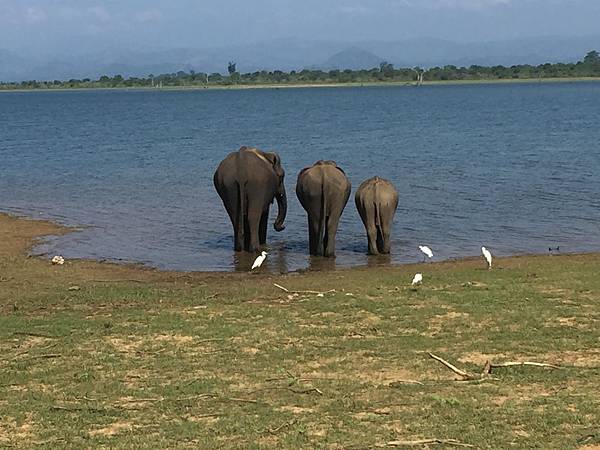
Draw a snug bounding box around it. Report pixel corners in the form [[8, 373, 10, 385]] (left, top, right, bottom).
[[1, 0, 599, 56]]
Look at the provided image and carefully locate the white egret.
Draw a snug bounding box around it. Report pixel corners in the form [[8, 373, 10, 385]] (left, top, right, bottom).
[[481, 246, 492, 269], [51, 255, 65, 265], [411, 273, 423, 285], [251, 251, 268, 270], [419, 245, 433, 261]]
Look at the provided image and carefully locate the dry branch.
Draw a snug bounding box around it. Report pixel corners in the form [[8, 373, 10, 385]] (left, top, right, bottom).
[[222, 397, 260, 404], [267, 419, 297, 435], [428, 353, 475, 380], [23, 353, 62, 361], [430, 352, 562, 381], [388, 379, 424, 387], [288, 387, 324, 396], [384, 438, 474, 447], [273, 283, 335, 296], [487, 361, 561, 371]]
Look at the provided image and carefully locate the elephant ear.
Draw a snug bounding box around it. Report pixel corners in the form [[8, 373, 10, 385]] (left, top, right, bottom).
[[265, 152, 285, 178]]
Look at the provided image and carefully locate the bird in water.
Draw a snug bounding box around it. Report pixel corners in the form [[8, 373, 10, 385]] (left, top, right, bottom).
[[411, 273, 423, 285], [419, 245, 433, 261], [549, 246, 560, 254], [251, 251, 268, 270], [481, 246, 492, 269]]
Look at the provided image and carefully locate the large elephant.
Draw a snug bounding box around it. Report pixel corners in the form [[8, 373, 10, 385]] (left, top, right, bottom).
[[355, 177, 398, 255], [296, 160, 351, 257], [214, 146, 287, 252]]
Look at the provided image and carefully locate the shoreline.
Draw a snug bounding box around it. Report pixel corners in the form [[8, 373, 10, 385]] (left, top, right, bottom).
[[1, 211, 596, 277], [1, 76, 600, 94]]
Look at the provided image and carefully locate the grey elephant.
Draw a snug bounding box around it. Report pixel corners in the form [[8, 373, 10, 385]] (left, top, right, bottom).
[[214, 146, 287, 252], [296, 160, 351, 257], [355, 177, 398, 255]]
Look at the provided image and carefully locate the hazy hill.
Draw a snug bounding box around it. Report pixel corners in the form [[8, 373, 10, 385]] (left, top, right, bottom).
[[318, 47, 385, 70]]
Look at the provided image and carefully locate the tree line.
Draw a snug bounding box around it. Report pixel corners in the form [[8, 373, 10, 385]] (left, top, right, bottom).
[[2, 51, 599, 90]]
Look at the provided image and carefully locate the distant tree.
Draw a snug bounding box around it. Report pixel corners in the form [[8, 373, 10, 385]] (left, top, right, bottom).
[[583, 50, 600, 65], [379, 61, 394, 78]]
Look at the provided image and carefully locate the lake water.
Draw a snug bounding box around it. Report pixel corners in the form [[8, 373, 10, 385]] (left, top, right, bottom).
[[1, 82, 599, 272]]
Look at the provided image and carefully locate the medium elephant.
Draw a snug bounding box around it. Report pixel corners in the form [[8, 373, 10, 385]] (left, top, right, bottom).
[[214, 146, 287, 252], [296, 160, 351, 257], [355, 177, 398, 255]]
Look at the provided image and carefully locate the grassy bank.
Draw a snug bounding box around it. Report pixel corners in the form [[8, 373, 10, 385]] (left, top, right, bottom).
[[1, 77, 600, 94], [1, 213, 599, 449]]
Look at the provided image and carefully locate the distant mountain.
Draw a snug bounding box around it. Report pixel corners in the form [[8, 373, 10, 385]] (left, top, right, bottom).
[[359, 35, 600, 68], [2, 35, 599, 82], [319, 47, 384, 70]]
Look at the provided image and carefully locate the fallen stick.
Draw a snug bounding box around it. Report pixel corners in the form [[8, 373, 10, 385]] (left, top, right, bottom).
[[24, 354, 62, 361], [487, 361, 561, 371], [428, 353, 475, 380], [288, 387, 324, 396], [388, 379, 424, 386], [430, 353, 561, 380], [384, 438, 474, 448], [267, 419, 297, 435], [273, 283, 335, 296], [221, 397, 260, 404]]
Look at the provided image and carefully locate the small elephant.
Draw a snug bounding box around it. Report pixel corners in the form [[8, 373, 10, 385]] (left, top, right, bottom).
[[355, 177, 399, 255], [296, 160, 351, 257], [214, 146, 287, 252]]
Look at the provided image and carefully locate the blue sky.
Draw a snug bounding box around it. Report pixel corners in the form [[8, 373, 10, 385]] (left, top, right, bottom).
[[2, 0, 599, 55]]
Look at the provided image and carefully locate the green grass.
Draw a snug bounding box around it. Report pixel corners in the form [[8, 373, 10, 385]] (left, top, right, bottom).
[[1, 253, 600, 449]]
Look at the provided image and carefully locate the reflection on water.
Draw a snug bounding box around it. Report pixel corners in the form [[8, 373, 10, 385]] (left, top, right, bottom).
[[1, 83, 600, 272], [366, 254, 392, 268], [307, 256, 338, 272]]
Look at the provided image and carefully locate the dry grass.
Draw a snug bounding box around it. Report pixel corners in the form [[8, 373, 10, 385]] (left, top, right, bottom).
[[1, 213, 600, 449]]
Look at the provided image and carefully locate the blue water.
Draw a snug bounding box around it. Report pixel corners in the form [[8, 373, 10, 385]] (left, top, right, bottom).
[[1, 83, 599, 271]]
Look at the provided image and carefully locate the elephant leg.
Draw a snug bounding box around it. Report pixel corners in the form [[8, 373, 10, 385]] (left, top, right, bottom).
[[378, 207, 394, 254], [324, 214, 342, 257], [259, 210, 268, 245], [307, 214, 320, 256], [361, 204, 379, 255], [220, 188, 244, 252], [247, 208, 263, 253], [368, 222, 380, 255]]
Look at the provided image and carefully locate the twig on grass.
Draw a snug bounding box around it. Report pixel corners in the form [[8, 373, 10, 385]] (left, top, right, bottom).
[[50, 405, 105, 413], [429, 352, 562, 381], [288, 387, 324, 396], [383, 438, 474, 447], [428, 353, 475, 381], [388, 379, 424, 387], [273, 283, 336, 296], [267, 419, 297, 435], [23, 353, 62, 361], [221, 397, 260, 404], [482, 361, 561, 374]]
